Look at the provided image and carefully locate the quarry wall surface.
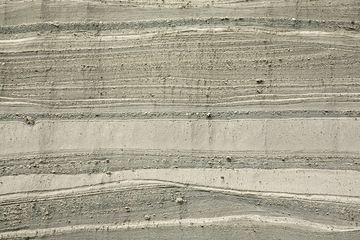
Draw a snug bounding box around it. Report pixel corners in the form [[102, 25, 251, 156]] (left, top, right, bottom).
[[0, 0, 360, 239]]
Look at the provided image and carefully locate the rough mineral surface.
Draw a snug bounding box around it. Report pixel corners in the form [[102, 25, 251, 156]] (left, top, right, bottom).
[[0, 0, 360, 239]]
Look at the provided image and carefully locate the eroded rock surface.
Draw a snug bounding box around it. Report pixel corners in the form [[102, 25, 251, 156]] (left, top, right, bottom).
[[0, 0, 359, 239]]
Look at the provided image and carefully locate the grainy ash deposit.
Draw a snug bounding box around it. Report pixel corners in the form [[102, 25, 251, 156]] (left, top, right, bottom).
[[0, 0, 360, 239]]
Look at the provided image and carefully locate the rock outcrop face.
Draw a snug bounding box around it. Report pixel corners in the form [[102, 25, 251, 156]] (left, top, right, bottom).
[[0, 1, 360, 239]]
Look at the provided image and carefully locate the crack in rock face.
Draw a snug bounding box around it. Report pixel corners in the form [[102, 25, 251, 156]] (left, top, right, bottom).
[[0, 0, 359, 239]]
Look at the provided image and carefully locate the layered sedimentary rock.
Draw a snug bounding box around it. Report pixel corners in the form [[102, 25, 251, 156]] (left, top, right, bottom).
[[0, 0, 360, 239]]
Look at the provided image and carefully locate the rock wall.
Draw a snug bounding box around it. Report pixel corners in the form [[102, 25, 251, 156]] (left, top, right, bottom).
[[0, 0, 360, 239]]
